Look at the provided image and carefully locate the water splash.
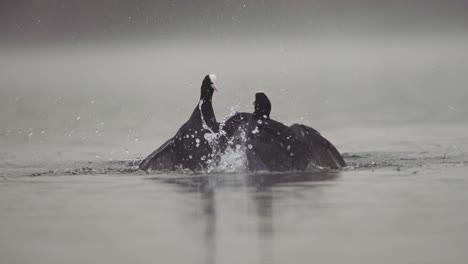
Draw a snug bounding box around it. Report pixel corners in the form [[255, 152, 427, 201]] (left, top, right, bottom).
[[214, 143, 247, 173], [198, 99, 222, 168], [209, 106, 249, 173]]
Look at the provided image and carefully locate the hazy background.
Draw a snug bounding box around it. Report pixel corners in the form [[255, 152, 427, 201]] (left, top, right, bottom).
[[1, 0, 468, 160], [2, 3, 468, 264]]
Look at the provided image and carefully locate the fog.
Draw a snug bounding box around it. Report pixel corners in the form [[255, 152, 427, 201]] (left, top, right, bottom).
[[1, 0, 468, 157], [2, 2, 468, 264]]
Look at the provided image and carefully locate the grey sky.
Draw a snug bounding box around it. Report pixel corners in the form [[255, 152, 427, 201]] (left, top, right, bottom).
[[1, 0, 467, 43]]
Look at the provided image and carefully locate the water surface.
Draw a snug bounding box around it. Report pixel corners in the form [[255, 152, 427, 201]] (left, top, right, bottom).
[[1, 128, 468, 264]]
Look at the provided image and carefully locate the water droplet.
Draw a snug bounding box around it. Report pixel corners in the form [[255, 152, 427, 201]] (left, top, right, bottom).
[[189, 155, 193, 159], [257, 120, 263, 124], [76, 116, 81, 120], [134, 138, 139, 142], [248, 144, 253, 149], [41, 130, 45, 135], [204, 133, 213, 141]]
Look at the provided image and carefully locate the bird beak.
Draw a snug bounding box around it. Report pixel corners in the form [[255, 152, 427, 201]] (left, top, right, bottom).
[[211, 83, 218, 92]]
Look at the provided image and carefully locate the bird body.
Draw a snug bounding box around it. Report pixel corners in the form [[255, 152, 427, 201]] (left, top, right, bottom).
[[140, 78, 346, 173], [224, 92, 346, 171], [139, 74, 219, 171]]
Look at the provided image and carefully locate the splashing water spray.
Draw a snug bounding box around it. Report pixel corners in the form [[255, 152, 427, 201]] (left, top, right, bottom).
[[209, 105, 248, 173]]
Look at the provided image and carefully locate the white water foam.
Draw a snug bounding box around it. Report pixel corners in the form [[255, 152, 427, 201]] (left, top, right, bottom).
[[213, 143, 247, 173], [209, 106, 249, 173], [198, 99, 223, 169]]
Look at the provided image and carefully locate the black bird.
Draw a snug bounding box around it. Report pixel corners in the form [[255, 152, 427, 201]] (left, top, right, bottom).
[[243, 92, 346, 171], [139, 74, 220, 172], [219, 111, 251, 147]]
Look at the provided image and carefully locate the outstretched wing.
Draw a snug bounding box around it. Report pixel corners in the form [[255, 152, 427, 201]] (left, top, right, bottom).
[[247, 119, 306, 171], [139, 138, 176, 171], [290, 124, 346, 169]]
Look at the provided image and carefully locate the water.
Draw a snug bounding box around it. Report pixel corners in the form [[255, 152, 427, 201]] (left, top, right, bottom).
[[1, 39, 468, 263], [1, 124, 468, 264]]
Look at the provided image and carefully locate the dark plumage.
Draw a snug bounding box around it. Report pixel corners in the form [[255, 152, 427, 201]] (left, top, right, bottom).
[[139, 74, 220, 172], [219, 112, 251, 148], [289, 124, 346, 169], [243, 92, 346, 171]]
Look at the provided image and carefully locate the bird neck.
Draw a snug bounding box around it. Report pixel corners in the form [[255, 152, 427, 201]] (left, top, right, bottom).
[[198, 99, 217, 128], [200, 88, 214, 102]]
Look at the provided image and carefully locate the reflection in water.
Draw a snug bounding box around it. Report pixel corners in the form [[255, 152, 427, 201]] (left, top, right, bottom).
[[3, 164, 468, 263], [153, 171, 340, 264], [202, 190, 216, 264], [254, 189, 274, 264], [157, 171, 339, 190]]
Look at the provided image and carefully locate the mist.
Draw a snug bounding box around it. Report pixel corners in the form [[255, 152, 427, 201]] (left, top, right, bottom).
[[1, 0, 468, 157], [2, 2, 468, 264]]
